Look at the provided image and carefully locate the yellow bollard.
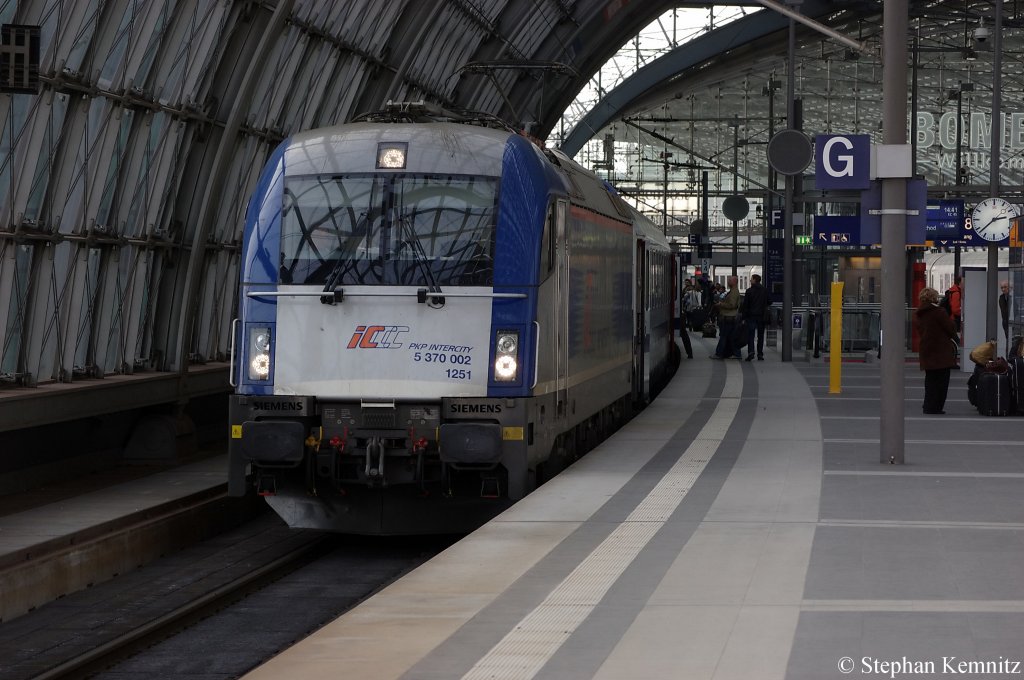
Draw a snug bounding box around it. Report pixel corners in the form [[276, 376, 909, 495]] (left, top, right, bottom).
[[829, 281, 844, 394]]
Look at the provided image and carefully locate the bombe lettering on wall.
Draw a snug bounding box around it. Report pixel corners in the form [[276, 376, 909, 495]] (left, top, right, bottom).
[[915, 111, 1024, 171]]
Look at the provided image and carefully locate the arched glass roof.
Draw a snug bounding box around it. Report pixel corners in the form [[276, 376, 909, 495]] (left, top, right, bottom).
[[559, 1, 1024, 236], [0, 0, 1015, 427]]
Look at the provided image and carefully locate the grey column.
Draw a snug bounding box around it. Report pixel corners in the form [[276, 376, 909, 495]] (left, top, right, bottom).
[[987, 0, 1004, 343], [782, 17, 796, 362], [880, 0, 908, 465]]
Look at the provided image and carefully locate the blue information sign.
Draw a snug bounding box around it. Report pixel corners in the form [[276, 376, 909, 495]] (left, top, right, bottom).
[[814, 215, 861, 245], [926, 199, 964, 240], [765, 237, 784, 304], [859, 179, 928, 245]]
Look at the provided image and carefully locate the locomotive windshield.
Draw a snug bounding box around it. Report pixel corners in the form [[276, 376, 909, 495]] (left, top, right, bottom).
[[279, 174, 497, 286]]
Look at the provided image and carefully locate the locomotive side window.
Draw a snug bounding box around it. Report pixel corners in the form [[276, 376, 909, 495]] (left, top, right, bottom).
[[539, 202, 556, 280], [279, 174, 497, 286]]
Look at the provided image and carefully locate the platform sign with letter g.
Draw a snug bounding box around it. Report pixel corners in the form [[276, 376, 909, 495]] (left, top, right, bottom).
[[815, 134, 870, 190]]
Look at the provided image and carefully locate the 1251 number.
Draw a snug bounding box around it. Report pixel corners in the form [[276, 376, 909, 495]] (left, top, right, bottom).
[[446, 369, 471, 380]]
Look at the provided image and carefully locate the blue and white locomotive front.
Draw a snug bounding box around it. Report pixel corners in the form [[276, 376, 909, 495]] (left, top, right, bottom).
[[228, 121, 565, 533]]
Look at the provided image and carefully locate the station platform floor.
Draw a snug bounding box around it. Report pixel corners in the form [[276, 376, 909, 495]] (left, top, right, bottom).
[[242, 336, 1024, 680], [0, 453, 229, 622], [0, 454, 228, 558]]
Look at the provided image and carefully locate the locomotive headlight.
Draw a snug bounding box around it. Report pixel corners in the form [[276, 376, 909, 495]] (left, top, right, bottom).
[[494, 331, 519, 382], [248, 326, 273, 381], [250, 353, 271, 379]]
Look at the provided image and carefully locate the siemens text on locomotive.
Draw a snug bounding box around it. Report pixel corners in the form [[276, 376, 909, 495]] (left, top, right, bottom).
[[228, 103, 678, 534]]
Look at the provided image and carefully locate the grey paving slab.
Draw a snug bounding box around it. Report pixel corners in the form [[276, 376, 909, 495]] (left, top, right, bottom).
[[820, 414, 1024, 441], [819, 473, 1024, 523], [824, 442, 1024, 473], [815, 398, 976, 418], [787, 611, 1024, 680]]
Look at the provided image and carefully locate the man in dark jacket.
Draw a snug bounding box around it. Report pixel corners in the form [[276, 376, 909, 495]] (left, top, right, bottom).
[[740, 274, 770, 361], [999, 280, 1010, 354], [946, 276, 963, 335]]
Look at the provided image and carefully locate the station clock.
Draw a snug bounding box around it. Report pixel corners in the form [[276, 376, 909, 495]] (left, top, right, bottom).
[[970, 197, 1018, 242]]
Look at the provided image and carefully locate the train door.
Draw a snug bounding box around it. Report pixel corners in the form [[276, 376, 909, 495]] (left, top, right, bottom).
[[555, 199, 569, 416], [633, 240, 647, 403]]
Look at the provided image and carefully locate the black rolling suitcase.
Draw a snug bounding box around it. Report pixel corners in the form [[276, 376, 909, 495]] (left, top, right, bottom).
[[689, 307, 708, 332], [976, 370, 1011, 416]]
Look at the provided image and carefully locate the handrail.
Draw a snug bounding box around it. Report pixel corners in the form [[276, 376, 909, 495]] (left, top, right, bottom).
[[246, 290, 527, 300], [228, 318, 239, 388], [531, 321, 540, 390]]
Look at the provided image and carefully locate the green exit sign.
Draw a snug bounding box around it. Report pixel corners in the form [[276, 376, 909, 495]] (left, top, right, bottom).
[[795, 235, 812, 245]]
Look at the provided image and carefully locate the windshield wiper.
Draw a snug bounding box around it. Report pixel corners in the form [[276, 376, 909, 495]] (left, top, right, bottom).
[[319, 258, 346, 304], [395, 213, 444, 305], [319, 210, 376, 305]]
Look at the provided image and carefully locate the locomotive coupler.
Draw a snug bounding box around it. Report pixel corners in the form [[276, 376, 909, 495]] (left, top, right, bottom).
[[365, 436, 387, 487]]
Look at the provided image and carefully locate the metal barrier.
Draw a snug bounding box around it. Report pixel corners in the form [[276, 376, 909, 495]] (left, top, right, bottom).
[[790, 303, 915, 356]]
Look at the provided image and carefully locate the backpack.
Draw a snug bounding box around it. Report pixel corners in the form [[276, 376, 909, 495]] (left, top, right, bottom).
[[938, 293, 953, 316]]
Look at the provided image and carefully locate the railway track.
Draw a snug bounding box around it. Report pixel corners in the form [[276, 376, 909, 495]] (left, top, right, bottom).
[[0, 513, 452, 680], [0, 515, 326, 679]]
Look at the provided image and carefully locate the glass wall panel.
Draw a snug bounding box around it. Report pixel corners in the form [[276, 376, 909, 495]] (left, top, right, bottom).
[[1, 244, 32, 375]]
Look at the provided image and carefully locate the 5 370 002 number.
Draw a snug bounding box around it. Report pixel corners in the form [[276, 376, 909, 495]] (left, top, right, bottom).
[[413, 352, 472, 365]]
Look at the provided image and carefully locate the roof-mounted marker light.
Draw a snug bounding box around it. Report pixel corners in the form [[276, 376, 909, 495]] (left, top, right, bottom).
[[377, 142, 408, 169]]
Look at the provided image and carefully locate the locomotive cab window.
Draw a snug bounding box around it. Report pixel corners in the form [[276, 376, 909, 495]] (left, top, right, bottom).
[[279, 174, 497, 286]]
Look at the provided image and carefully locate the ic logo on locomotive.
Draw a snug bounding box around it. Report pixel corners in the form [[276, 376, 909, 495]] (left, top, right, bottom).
[[347, 325, 410, 349]]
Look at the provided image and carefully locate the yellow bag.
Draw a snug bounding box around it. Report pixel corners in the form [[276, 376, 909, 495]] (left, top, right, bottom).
[[969, 340, 997, 366]]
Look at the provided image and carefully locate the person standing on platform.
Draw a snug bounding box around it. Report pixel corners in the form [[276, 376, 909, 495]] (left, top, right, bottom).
[[914, 287, 959, 415], [999, 280, 1011, 354], [711, 276, 742, 360], [946, 276, 963, 337], [678, 288, 693, 359], [698, 272, 712, 309], [741, 274, 770, 361], [684, 281, 702, 330]]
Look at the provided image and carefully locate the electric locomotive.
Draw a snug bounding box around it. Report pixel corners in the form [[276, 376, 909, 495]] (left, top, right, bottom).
[[228, 103, 677, 534]]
